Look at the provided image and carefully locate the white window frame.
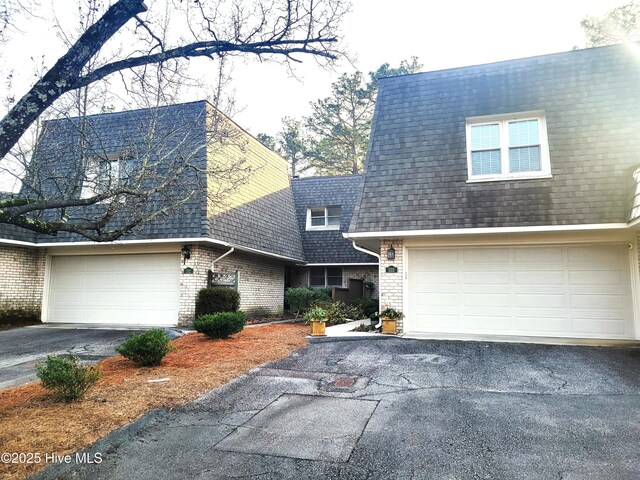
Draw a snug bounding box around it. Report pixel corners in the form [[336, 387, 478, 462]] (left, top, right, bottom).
[[81, 153, 135, 199], [465, 111, 552, 183], [308, 266, 343, 288], [306, 206, 341, 231]]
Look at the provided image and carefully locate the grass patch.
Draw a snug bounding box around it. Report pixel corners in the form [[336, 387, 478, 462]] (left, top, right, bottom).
[[0, 324, 308, 479]]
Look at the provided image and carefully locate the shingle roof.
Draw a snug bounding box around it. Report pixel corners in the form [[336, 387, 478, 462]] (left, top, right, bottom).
[[351, 43, 640, 233], [292, 175, 377, 264]]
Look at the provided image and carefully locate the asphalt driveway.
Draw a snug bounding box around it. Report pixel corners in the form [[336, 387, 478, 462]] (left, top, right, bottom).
[[0, 326, 143, 389], [35, 337, 640, 479]]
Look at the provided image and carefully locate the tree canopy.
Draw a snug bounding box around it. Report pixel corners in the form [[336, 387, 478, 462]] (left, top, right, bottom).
[[581, 1, 640, 47], [0, 0, 348, 240], [265, 57, 421, 176]]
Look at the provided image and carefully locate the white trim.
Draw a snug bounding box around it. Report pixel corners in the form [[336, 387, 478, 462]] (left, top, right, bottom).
[[0, 238, 37, 247], [306, 206, 341, 231], [349, 239, 381, 260], [41, 254, 52, 323], [631, 238, 640, 340], [305, 262, 378, 266], [345, 223, 630, 239], [0, 236, 305, 264], [465, 111, 551, 182]]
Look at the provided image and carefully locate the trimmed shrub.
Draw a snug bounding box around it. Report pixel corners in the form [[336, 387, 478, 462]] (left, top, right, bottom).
[[195, 287, 240, 317], [36, 354, 102, 402], [357, 298, 379, 318], [116, 328, 173, 367], [285, 287, 332, 317], [325, 301, 364, 325], [193, 311, 247, 339]]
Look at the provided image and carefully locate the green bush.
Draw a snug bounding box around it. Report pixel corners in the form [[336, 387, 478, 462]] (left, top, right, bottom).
[[195, 287, 240, 317], [285, 287, 331, 317], [357, 298, 379, 318], [326, 301, 364, 325], [193, 311, 247, 339], [116, 329, 173, 367], [36, 354, 102, 402], [304, 306, 328, 322]]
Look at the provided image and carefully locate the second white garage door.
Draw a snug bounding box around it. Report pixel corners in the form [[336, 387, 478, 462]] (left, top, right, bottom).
[[407, 244, 635, 339], [47, 253, 180, 326]]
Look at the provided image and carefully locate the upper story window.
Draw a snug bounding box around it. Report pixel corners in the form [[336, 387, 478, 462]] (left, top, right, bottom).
[[81, 154, 136, 198], [466, 112, 551, 182], [306, 206, 341, 231]]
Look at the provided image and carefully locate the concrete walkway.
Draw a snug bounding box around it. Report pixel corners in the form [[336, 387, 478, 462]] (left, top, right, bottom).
[[35, 337, 640, 479]]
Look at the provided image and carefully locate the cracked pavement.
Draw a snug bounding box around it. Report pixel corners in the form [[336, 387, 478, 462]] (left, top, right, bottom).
[[34, 337, 640, 479], [0, 326, 142, 388]]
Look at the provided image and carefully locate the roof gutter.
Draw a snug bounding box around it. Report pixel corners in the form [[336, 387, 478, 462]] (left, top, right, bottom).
[[350, 239, 380, 260], [211, 247, 234, 271], [0, 236, 306, 264]]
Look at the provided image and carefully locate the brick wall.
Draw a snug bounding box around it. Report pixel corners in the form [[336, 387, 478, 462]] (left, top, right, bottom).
[[179, 244, 285, 324], [379, 239, 404, 331], [290, 265, 379, 298], [342, 265, 379, 299], [0, 246, 46, 321]]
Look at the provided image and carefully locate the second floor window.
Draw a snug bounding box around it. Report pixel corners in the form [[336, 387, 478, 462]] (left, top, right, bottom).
[[82, 154, 136, 198], [306, 206, 341, 230], [466, 112, 551, 182]]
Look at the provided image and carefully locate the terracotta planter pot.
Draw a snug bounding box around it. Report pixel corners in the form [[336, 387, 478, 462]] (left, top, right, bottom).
[[381, 316, 397, 335], [310, 320, 327, 336]]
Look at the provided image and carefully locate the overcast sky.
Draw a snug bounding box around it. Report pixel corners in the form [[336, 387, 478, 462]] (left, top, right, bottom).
[[226, 0, 625, 136]]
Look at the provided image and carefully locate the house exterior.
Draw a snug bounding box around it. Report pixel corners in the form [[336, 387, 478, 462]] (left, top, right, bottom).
[[347, 43, 640, 341], [0, 101, 308, 325], [290, 174, 378, 295]]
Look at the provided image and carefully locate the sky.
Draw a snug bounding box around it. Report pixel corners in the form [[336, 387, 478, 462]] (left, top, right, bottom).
[[0, 1, 629, 145], [226, 0, 626, 136]]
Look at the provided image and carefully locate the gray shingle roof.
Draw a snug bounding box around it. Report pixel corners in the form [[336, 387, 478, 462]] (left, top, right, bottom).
[[292, 175, 377, 264], [351, 43, 640, 233]]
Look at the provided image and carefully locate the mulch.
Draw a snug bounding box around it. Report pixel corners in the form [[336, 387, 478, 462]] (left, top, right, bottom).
[[0, 324, 309, 480]]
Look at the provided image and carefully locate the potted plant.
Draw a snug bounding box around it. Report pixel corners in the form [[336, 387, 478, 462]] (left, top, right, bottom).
[[305, 306, 328, 336], [380, 307, 403, 335]]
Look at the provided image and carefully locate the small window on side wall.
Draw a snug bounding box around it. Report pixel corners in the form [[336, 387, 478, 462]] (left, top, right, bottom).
[[466, 112, 551, 182], [309, 267, 343, 288], [306, 206, 341, 231]]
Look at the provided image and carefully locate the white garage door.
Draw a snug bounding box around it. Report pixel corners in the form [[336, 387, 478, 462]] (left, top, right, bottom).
[[407, 244, 635, 339], [47, 254, 180, 325]]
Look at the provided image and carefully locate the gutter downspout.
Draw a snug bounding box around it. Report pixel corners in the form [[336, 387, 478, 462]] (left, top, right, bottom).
[[350, 240, 380, 260], [350, 240, 383, 329], [211, 247, 235, 271]]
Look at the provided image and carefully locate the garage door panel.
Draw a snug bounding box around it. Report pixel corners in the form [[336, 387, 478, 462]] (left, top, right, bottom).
[[408, 244, 634, 340], [463, 271, 510, 285], [513, 247, 564, 263], [48, 254, 179, 326], [514, 270, 564, 285]]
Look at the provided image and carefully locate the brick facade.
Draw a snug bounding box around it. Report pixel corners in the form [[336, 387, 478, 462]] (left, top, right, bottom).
[[289, 264, 379, 299], [179, 244, 285, 324], [379, 239, 404, 331], [0, 246, 46, 321]]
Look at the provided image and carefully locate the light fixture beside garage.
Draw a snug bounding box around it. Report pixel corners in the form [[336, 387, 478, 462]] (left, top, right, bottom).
[[181, 244, 191, 264], [386, 244, 396, 260]]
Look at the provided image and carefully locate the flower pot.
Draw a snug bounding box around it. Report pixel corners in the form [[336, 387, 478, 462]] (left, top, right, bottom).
[[381, 316, 397, 335], [310, 320, 327, 336]]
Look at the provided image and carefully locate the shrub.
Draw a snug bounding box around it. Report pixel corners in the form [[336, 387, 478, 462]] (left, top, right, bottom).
[[325, 301, 364, 325], [285, 287, 332, 318], [36, 354, 102, 402], [380, 307, 404, 320], [195, 287, 240, 317], [116, 329, 173, 367], [193, 311, 247, 339], [357, 298, 379, 318]]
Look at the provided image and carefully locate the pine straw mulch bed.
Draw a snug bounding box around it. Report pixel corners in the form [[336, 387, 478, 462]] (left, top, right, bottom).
[[0, 324, 309, 480]]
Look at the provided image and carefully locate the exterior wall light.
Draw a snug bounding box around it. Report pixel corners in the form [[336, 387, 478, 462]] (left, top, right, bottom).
[[181, 244, 191, 264], [387, 245, 396, 260]]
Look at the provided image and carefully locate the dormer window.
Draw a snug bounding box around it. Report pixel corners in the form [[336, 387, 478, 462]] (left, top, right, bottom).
[[81, 153, 136, 198], [306, 206, 341, 231], [466, 112, 551, 182]]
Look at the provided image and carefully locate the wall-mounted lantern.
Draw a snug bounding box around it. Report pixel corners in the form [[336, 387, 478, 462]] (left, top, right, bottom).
[[181, 244, 191, 264], [386, 244, 396, 260]]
